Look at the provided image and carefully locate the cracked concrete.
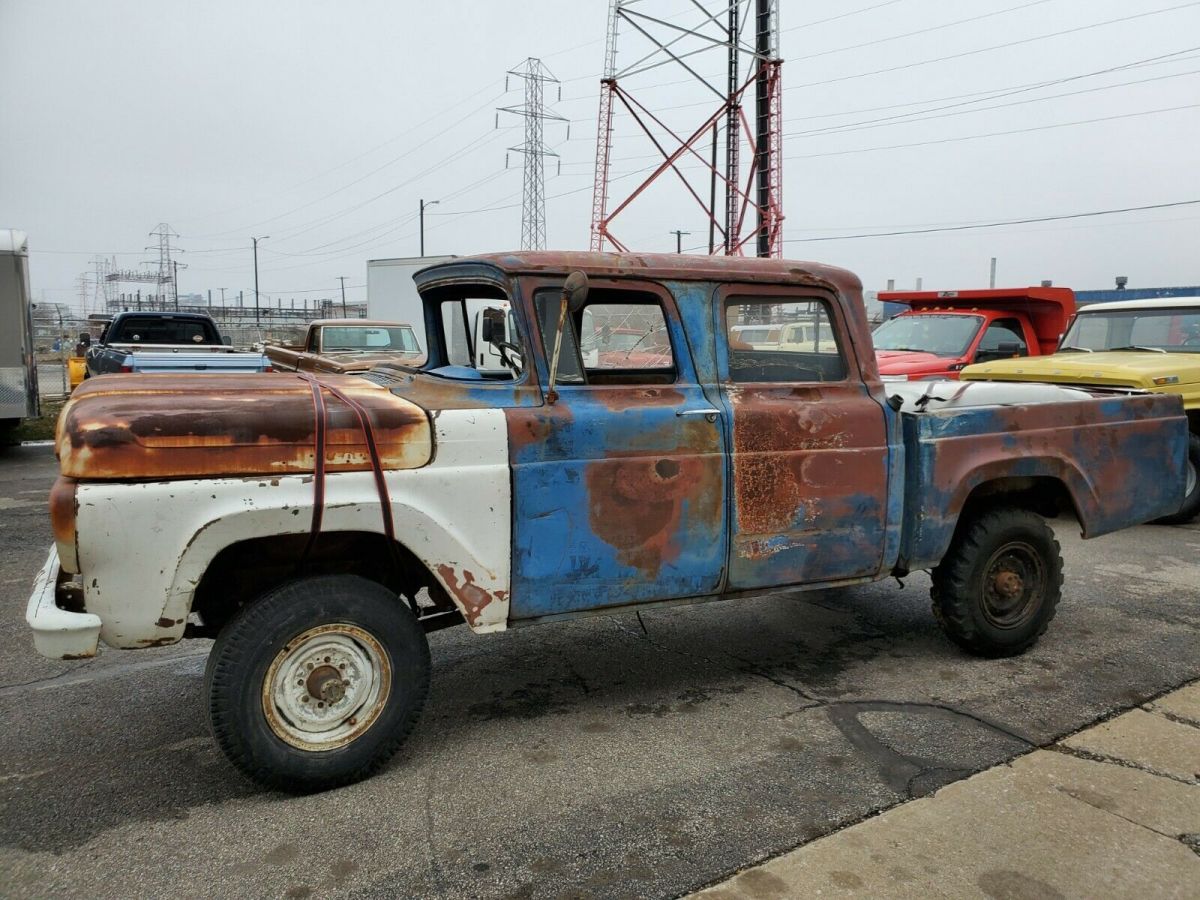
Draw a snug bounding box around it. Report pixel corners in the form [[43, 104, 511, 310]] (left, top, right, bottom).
[[692, 681, 1200, 900]]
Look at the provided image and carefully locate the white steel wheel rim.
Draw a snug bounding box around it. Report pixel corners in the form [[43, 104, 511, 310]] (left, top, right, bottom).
[[1187, 459, 1197, 499], [262, 624, 392, 751]]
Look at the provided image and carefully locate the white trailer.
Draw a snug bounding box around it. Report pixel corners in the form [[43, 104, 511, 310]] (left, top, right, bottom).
[[0, 229, 38, 428], [366, 256, 455, 343]]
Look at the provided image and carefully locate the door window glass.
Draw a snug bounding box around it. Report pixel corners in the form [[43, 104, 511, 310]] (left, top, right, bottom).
[[725, 299, 847, 383], [977, 319, 1028, 355]]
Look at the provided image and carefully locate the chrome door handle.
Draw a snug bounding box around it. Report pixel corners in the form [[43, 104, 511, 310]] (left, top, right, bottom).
[[676, 408, 721, 422]]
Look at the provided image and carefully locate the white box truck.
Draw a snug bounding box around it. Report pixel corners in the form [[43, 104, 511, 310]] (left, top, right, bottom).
[[366, 255, 455, 342], [1, 229, 39, 430]]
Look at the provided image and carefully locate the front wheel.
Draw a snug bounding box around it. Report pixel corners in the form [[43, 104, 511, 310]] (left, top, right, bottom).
[[205, 575, 430, 792], [930, 508, 1063, 658], [1153, 433, 1200, 525]]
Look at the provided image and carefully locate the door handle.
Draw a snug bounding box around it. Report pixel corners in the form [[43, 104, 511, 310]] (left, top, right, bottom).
[[676, 408, 721, 422]]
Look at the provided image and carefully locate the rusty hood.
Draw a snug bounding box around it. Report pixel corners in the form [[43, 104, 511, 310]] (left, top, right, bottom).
[[57, 374, 432, 480]]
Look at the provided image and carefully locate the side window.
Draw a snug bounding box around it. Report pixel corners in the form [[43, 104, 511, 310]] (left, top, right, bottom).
[[536, 289, 677, 385], [978, 319, 1028, 355], [582, 303, 674, 372], [725, 299, 847, 383]]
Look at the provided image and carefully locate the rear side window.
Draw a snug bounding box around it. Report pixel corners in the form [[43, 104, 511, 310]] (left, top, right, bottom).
[[725, 299, 846, 383]]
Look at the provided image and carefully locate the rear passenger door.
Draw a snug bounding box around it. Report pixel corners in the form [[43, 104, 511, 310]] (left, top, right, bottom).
[[716, 288, 890, 590]]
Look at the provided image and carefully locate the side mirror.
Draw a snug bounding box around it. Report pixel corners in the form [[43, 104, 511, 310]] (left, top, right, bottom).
[[996, 341, 1021, 353], [222, 335, 233, 346], [547, 270, 589, 404], [77, 332, 91, 347], [481, 307, 506, 344]]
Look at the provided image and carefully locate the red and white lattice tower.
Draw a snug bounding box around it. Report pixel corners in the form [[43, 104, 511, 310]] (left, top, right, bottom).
[[589, 0, 783, 257]]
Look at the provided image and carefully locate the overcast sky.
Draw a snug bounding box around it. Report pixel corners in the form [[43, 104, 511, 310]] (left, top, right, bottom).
[[2, 0, 1198, 313]]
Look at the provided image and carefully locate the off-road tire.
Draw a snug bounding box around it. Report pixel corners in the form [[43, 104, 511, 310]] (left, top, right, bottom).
[[1153, 432, 1200, 525], [930, 508, 1063, 658], [205, 574, 430, 793]]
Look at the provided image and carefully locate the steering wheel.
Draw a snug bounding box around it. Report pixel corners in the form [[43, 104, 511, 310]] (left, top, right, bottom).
[[493, 341, 524, 375]]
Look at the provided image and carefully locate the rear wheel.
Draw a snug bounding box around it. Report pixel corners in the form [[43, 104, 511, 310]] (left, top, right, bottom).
[[1153, 432, 1200, 525], [931, 508, 1063, 657], [205, 574, 430, 792]]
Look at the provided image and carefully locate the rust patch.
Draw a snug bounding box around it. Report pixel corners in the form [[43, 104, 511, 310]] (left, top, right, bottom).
[[57, 374, 432, 481], [154, 616, 177, 629], [48, 476, 78, 548], [583, 421, 723, 574], [593, 386, 684, 412], [436, 565, 496, 627]]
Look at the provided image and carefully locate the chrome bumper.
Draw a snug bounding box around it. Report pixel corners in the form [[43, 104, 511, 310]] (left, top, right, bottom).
[[25, 546, 101, 660]]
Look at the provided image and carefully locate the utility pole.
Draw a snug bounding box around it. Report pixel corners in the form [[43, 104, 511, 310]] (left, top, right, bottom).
[[670, 230, 691, 254], [498, 58, 567, 250], [252, 236, 269, 327], [172, 259, 180, 310], [419, 199, 439, 256], [338, 276, 349, 317]]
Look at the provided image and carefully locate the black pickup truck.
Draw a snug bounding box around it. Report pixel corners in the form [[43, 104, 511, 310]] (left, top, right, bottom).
[[83, 311, 270, 376]]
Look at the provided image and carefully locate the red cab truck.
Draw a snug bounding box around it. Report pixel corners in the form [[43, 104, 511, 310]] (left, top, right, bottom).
[[873, 287, 1075, 382]]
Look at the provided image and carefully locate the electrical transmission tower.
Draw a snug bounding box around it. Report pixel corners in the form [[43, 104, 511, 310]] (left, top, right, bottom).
[[590, 0, 783, 257], [146, 223, 183, 307], [498, 58, 568, 250]]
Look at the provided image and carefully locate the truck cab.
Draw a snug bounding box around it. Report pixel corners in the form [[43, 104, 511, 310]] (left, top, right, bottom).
[[873, 287, 1075, 382]]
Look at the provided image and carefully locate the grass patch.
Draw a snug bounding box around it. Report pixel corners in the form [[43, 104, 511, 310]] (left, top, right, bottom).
[[2, 400, 63, 445]]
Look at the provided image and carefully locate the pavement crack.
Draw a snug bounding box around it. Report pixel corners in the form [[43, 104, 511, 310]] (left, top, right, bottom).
[[1049, 744, 1198, 787], [1152, 709, 1200, 730], [1054, 786, 1179, 841]]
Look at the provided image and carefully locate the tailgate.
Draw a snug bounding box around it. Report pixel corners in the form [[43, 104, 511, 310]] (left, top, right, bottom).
[[129, 351, 270, 373]]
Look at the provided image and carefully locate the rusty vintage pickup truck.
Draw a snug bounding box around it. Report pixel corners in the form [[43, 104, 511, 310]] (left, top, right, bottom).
[[263, 318, 424, 374], [28, 252, 1188, 792]]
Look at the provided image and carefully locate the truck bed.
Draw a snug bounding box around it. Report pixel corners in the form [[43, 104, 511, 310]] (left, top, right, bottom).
[[892, 381, 1188, 571]]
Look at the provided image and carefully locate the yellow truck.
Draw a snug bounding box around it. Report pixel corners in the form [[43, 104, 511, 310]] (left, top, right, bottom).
[[962, 296, 1200, 524]]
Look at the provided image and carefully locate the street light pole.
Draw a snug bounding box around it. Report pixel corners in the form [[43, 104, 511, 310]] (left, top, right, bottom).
[[420, 199, 439, 256], [252, 235, 269, 327], [338, 276, 348, 317]]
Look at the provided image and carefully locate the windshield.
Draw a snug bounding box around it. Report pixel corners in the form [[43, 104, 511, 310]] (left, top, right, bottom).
[[322, 325, 419, 352], [1062, 308, 1200, 353], [872, 314, 983, 357]]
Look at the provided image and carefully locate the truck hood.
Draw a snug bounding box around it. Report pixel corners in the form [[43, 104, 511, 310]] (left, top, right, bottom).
[[962, 351, 1200, 390], [876, 349, 955, 374], [57, 374, 432, 480], [886, 379, 1099, 413]]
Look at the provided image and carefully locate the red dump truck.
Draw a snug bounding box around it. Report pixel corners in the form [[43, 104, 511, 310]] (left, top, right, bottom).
[[873, 287, 1075, 382]]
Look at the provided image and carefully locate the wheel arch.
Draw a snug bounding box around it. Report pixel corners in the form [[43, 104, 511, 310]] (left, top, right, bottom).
[[165, 503, 507, 636]]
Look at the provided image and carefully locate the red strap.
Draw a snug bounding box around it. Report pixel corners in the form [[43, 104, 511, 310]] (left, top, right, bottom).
[[297, 373, 396, 555]]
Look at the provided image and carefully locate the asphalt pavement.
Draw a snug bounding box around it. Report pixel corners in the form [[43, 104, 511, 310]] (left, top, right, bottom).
[[1, 443, 1197, 899]]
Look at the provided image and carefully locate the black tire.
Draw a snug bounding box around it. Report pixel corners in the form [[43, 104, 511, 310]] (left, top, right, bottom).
[[205, 574, 430, 793], [1153, 432, 1200, 525], [930, 508, 1063, 658]]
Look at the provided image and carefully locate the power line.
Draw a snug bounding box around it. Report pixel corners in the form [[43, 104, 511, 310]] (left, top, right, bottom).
[[779, 200, 1200, 243], [781, 0, 909, 32], [791, 1, 1200, 89], [799, 0, 1059, 61], [784, 102, 1200, 159]]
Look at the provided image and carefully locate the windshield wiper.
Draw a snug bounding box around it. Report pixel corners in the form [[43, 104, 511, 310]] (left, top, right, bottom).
[[1056, 346, 1092, 353], [1108, 345, 1167, 354]]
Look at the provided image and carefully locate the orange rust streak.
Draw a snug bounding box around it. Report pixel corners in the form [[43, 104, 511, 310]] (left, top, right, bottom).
[[48, 476, 78, 548], [436, 565, 495, 627]]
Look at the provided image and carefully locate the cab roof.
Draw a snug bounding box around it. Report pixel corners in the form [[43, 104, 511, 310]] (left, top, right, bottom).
[[415, 250, 862, 294], [1079, 296, 1200, 313]]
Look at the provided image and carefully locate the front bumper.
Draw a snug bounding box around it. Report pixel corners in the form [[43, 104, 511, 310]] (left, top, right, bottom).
[[25, 546, 101, 660]]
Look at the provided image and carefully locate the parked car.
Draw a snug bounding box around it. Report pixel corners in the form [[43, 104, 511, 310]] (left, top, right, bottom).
[[28, 252, 1187, 792], [963, 295, 1200, 523], [265, 319, 424, 375], [83, 311, 270, 376], [873, 287, 1075, 381]]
